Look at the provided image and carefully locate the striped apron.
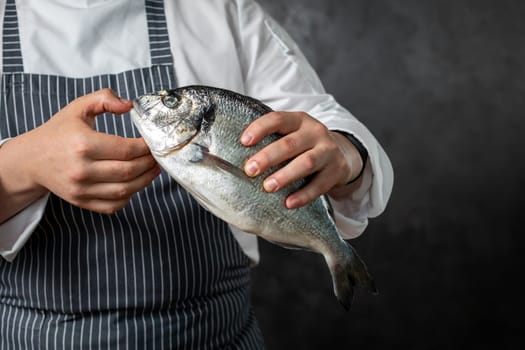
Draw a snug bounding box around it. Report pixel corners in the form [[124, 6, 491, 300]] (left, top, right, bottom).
[[0, 0, 264, 348]]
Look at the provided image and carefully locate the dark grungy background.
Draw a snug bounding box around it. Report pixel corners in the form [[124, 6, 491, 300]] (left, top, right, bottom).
[[250, 0, 525, 349]]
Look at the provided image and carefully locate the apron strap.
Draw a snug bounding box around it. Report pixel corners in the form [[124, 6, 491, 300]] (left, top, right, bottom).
[[2, 0, 24, 74], [146, 0, 174, 67], [1, 0, 174, 74]]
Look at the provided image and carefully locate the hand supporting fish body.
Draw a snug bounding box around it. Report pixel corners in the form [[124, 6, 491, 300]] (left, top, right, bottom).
[[131, 86, 377, 309]]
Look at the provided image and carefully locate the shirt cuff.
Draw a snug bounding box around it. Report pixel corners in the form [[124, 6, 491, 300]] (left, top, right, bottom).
[[328, 160, 374, 239], [0, 193, 49, 262], [322, 120, 393, 240]]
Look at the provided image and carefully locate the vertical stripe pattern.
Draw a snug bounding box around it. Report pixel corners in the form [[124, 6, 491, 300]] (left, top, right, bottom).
[[1, 0, 23, 73], [0, 0, 264, 348]]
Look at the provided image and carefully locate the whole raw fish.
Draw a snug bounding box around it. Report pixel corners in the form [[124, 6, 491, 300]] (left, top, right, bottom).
[[131, 86, 377, 309]]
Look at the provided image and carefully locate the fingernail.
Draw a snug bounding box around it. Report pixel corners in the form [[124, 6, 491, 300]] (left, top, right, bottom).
[[241, 132, 253, 145], [264, 178, 278, 192], [245, 161, 259, 176], [285, 197, 299, 209]]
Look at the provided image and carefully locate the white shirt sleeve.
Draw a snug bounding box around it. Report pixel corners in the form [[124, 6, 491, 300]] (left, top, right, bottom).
[[234, 0, 394, 239], [0, 0, 393, 263], [0, 139, 50, 261]]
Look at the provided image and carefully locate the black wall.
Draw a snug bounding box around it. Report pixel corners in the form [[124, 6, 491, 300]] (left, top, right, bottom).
[[251, 0, 524, 348]]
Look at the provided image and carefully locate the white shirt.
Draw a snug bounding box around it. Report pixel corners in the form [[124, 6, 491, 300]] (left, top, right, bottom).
[[0, 0, 394, 262]]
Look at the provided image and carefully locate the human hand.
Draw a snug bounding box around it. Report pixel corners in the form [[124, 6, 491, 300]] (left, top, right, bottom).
[[241, 111, 363, 209], [20, 89, 160, 214]]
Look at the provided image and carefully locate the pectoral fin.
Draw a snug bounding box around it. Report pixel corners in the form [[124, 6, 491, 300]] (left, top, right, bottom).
[[188, 143, 248, 180]]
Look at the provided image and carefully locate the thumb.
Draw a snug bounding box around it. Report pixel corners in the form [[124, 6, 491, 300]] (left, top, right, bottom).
[[69, 88, 133, 125]]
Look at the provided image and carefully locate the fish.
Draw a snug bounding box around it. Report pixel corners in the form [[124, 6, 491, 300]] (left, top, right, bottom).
[[130, 85, 377, 309]]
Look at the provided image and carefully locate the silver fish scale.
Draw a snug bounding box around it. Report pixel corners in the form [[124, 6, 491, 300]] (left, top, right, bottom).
[[189, 89, 332, 248]]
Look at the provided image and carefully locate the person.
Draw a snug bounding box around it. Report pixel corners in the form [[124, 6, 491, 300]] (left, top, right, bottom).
[[0, 0, 393, 348]]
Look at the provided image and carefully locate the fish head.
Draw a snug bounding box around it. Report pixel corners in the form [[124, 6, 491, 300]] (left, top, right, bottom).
[[131, 87, 213, 156]]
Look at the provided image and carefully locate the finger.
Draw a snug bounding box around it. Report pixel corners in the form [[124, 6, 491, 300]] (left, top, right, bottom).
[[284, 167, 337, 209], [244, 133, 314, 177], [241, 112, 303, 146], [71, 165, 161, 201], [261, 149, 326, 193], [82, 154, 159, 183], [70, 88, 133, 122], [84, 133, 152, 160]]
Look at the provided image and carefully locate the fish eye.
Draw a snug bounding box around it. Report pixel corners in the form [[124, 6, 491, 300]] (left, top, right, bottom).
[[162, 95, 179, 108]]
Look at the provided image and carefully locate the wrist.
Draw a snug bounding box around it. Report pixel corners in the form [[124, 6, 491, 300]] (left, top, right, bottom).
[[330, 130, 368, 184]]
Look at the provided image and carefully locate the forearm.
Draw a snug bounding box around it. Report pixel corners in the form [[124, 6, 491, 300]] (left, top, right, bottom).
[[0, 135, 48, 223]]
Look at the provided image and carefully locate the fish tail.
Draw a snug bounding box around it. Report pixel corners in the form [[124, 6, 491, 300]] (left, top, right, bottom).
[[327, 241, 378, 310]]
